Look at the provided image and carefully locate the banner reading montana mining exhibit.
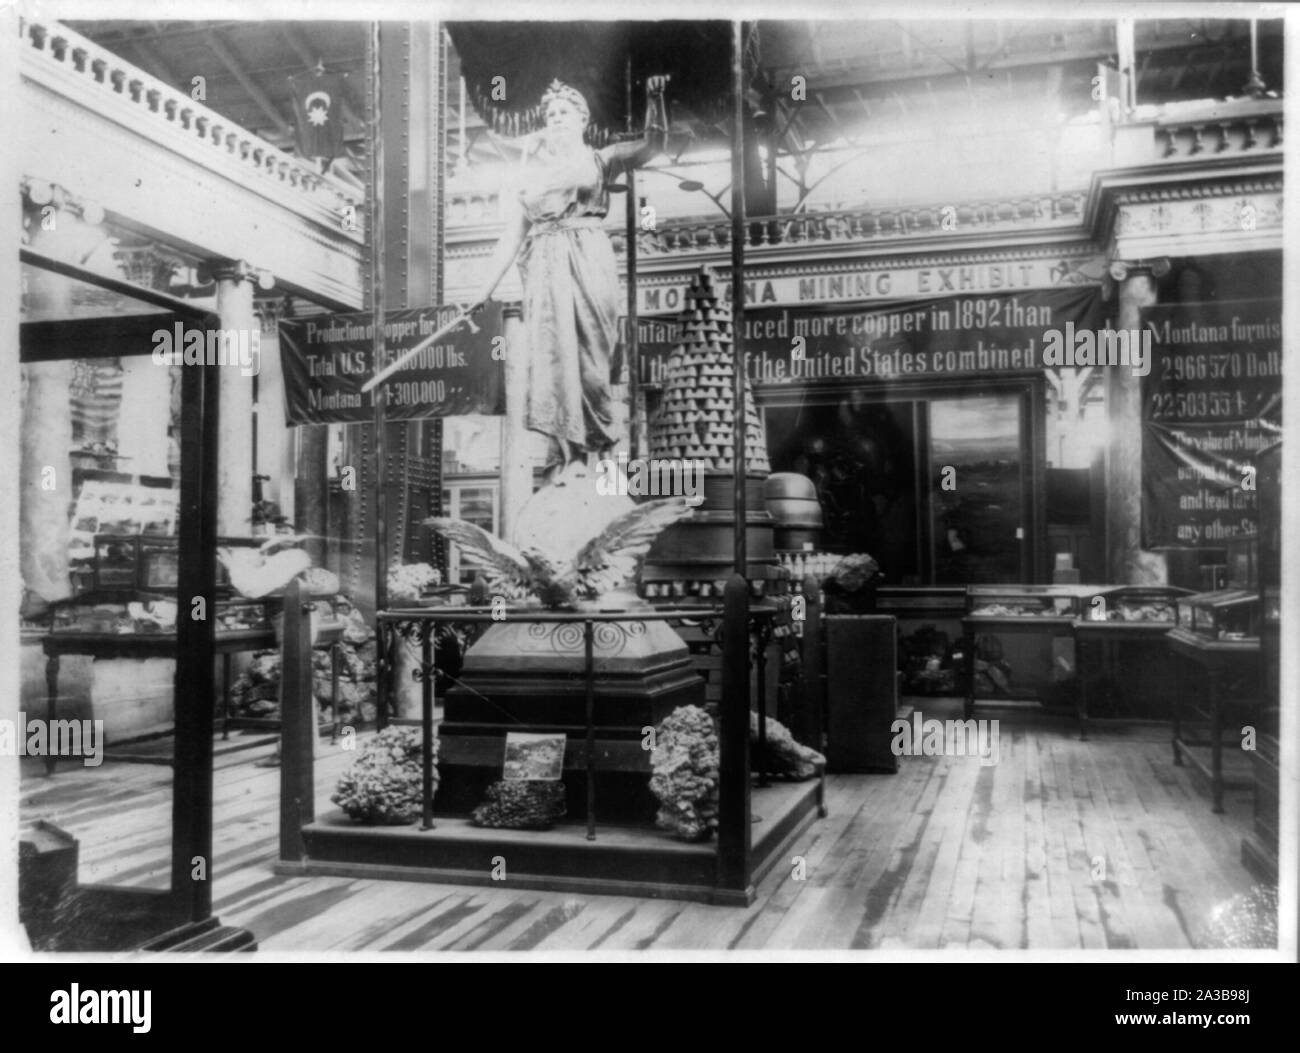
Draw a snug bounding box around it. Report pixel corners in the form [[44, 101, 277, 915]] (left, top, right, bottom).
[[632, 286, 1106, 386], [1140, 299, 1282, 548], [279, 303, 505, 425]]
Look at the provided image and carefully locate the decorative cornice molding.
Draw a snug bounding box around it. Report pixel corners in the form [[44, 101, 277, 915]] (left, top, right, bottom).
[[22, 38, 364, 310], [448, 168, 1280, 295], [19, 17, 362, 220], [626, 242, 1102, 285], [1111, 173, 1283, 206]]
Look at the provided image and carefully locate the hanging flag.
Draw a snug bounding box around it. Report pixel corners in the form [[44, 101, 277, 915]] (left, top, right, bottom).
[[1096, 60, 1124, 140], [289, 72, 346, 163]]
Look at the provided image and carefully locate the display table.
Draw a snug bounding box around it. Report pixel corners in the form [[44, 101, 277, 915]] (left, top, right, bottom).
[[875, 586, 966, 697], [962, 585, 1091, 721], [1165, 627, 1259, 814], [1073, 620, 1172, 740], [41, 622, 345, 772], [1071, 585, 1189, 739]]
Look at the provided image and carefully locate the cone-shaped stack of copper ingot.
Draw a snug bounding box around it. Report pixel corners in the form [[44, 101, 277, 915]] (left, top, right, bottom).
[[648, 269, 770, 473], [641, 268, 779, 602]]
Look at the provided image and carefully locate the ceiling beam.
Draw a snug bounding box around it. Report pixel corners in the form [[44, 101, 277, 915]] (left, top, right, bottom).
[[759, 31, 1224, 94], [203, 29, 294, 137]]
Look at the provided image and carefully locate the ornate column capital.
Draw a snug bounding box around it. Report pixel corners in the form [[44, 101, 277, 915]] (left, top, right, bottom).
[[253, 295, 290, 333], [113, 241, 187, 291], [1107, 257, 1171, 283], [198, 258, 257, 286]]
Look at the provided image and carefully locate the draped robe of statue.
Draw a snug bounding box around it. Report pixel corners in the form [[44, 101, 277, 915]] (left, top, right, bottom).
[[514, 146, 620, 472]]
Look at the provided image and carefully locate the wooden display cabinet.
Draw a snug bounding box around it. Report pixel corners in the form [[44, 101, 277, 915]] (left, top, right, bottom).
[[1072, 585, 1190, 738], [875, 586, 967, 697], [1167, 587, 1261, 814], [1175, 589, 1260, 642], [84, 533, 262, 598], [962, 584, 1092, 719]]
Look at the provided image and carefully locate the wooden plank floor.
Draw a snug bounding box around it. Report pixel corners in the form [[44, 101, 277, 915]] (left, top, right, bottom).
[[19, 698, 1270, 952]]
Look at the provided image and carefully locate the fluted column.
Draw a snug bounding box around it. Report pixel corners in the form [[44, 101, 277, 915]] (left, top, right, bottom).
[[499, 304, 530, 543], [253, 296, 291, 520], [20, 201, 74, 601], [204, 258, 258, 537], [114, 244, 182, 479], [1106, 262, 1159, 583]]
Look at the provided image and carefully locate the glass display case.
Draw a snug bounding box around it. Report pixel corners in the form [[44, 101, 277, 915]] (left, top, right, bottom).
[[966, 584, 1090, 620], [1174, 588, 1260, 642], [1082, 585, 1186, 624], [876, 586, 967, 696], [1072, 585, 1190, 735], [215, 601, 276, 632], [1167, 586, 1262, 814], [962, 584, 1093, 717], [81, 534, 262, 599]]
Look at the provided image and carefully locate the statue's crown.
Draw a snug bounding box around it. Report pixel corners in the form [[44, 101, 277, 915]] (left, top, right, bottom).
[[540, 79, 589, 121]]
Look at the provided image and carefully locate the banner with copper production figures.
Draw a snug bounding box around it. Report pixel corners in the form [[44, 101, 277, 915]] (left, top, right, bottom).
[[279, 303, 505, 425], [1140, 298, 1282, 549], [632, 286, 1106, 386]]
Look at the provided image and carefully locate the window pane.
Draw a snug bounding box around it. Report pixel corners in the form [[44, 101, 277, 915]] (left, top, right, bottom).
[[765, 398, 919, 581], [458, 487, 495, 529], [930, 395, 1024, 583], [21, 357, 185, 896]]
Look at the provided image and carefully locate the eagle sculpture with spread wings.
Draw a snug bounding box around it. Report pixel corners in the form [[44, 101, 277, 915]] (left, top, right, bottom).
[[425, 496, 694, 610]]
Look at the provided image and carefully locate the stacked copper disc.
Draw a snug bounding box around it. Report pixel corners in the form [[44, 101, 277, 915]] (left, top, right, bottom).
[[641, 268, 777, 599], [648, 269, 770, 473]]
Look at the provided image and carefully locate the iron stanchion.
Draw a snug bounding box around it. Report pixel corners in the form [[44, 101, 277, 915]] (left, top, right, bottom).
[[421, 626, 435, 831], [584, 619, 597, 841]]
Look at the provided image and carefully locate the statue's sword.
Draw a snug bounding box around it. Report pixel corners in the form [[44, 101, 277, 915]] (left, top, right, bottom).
[[360, 307, 481, 394]]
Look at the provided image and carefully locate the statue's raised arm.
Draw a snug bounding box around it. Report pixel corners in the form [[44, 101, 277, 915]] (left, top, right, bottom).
[[598, 74, 669, 176]]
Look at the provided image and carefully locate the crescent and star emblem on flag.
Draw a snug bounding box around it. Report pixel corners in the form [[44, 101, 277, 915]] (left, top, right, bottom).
[[305, 90, 332, 125]]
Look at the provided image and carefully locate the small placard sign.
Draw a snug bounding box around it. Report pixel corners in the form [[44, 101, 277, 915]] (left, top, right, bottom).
[[502, 733, 567, 782]]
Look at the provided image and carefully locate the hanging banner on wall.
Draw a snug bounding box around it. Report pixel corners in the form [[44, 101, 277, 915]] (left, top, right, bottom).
[[1140, 299, 1282, 548], [631, 287, 1106, 387], [279, 303, 504, 425]]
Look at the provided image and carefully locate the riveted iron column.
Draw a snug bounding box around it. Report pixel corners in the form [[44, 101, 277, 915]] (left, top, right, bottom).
[[172, 321, 220, 919], [585, 619, 597, 841], [369, 22, 390, 723], [421, 625, 435, 830], [730, 21, 747, 576], [717, 574, 752, 899], [625, 55, 641, 460]]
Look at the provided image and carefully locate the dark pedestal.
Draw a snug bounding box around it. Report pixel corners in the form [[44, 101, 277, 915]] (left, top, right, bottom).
[[438, 618, 706, 825], [643, 473, 777, 589], [824, 615, 898, 773], [19, 821, 79, 950]]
